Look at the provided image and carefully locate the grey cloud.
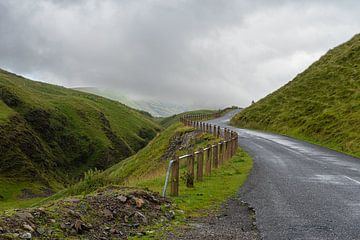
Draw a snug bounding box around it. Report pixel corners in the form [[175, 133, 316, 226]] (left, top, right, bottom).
[[0, 0, 360, 109]]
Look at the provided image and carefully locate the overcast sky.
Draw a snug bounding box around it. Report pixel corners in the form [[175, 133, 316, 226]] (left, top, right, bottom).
[[0, 0, 359, 109]]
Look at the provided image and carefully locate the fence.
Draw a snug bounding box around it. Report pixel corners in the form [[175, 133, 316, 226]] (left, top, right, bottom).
[[162, 113, 239, 197]]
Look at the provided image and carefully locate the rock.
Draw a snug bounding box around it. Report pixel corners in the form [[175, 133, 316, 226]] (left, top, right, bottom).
[[134, 211, 148, 224], [134, 198, 145, 208], [110, 229, 117, 234], [49, 219, 56, 223], [15, 212, 34, 221], [36, 227, 46, 235], [165, 210, 175, 220], [67, 209, 80, 217], [74, 220, 82, 232], [103, 209, 114, 220], [117, 195, 127, 203], [19, 232, 32, 239], [38, 207, 45, 212], [22, 224, 34, 232], [67, 198, 80, 203], [149, 195, 159, 203]]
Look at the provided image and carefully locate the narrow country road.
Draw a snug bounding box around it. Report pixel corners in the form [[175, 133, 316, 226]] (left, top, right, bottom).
[[207, 110, 360, 240]]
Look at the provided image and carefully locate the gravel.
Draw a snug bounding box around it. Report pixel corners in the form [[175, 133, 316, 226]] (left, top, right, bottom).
[[168, 196, 260, 240]]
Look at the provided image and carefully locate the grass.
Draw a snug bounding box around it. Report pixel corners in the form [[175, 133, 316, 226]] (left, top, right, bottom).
[[0, 100, 14, 123], [1, 118, 253, 238], [129, 149, 253, 239], [159, 107, 239, 128], [231, 33, 360, 158], [0, 68, 161, 207], [46, 122, 221, 200], [139, 149, 252, 214], [159, 109, 218, 128]]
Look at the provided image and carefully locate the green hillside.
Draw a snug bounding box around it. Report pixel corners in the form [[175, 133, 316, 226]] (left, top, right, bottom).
[[73, 87, 191, 117], [159, 109, 217, 128], [231, 34, 360, 157], [0, 69, 160, 203]]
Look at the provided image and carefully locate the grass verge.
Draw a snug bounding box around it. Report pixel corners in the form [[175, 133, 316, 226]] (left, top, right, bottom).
[[129, 148, 253, 239]]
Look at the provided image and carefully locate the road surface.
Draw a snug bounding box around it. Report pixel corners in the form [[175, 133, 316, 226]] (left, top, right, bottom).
[[207, 110, 360, 240]]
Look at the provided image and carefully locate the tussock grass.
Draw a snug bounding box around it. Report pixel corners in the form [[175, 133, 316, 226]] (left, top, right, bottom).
[[232, 34, 360, 158]]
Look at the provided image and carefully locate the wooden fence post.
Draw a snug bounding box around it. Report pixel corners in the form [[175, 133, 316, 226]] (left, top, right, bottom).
[[217, 126, 220, 138], [196, 148, 204, 181], [213, 125, 217, 137], [187, 152, 195, 188], [219, 141, 224, 166], [213, 144, 218, 168], [205, 144, 212, 176], [225, 141, 229, 161], [170, 157, 179, 196]]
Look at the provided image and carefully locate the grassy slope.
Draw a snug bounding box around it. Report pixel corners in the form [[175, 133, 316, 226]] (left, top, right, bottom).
[[231, 34, 360, 157], [55, 120, 252, 210], [0, 68, 160, 204], [51, 123, 205, 198], [159, 110, 217, 128]]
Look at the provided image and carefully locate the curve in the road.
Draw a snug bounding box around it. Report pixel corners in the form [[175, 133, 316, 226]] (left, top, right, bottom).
[[207, 110, 360, 240]]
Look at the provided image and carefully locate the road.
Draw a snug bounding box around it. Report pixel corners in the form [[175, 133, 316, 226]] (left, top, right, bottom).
[[207, 110, 360, 240]]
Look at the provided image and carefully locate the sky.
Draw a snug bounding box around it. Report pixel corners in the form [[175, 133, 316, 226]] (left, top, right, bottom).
[[0, 0, 360, 109]]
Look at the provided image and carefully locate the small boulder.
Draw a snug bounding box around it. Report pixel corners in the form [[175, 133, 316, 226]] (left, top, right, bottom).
[[103, 209, 114, 220], [15, 212, 34, 221], [134, 198, 145, 208], [19, 232, 32, 239], [117, 195, 127, 203], [74, 220, 82, 232], [22, 224, 34, 232]]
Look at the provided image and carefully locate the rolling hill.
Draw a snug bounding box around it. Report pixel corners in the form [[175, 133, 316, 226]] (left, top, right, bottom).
[[231, 34, 360, 157], [0, 68, 160, 202], [73, 87, 191, 117]]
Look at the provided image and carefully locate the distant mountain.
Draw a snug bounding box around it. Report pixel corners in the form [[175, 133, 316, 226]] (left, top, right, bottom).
[[231, 34, 360, 158], [73, 87, 190, 117], [0, 69, 160, 201]]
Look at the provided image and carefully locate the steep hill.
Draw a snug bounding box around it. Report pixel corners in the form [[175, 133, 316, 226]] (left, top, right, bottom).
[[0, 69, 160, 201], [231, 34, 360, 157]]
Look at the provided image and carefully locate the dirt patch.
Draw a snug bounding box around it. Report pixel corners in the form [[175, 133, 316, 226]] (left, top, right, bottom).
[[0, 186, 175, 239], [167, 197, 260, 240], [19, 188, 55, 200], [161, 130, 200, 161]]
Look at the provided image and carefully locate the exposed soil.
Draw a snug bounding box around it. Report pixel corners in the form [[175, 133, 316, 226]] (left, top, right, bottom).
[[167, 196, 260, 240], [0, 186, 175, 239], [19, 188, 55, 200]]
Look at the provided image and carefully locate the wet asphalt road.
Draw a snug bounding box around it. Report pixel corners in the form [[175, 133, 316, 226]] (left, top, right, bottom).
[[207, 110, 360, 240]]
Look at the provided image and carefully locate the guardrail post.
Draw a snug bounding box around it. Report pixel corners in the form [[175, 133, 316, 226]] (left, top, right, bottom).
[[187, 152, 195, 188], [213, 144, 219, 168], [196, 148, 204, 181], [205, 144, 212, 176], [170, 157, 179, 196], [219, 141, 224, 166], [225, 141, 229, 161]]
